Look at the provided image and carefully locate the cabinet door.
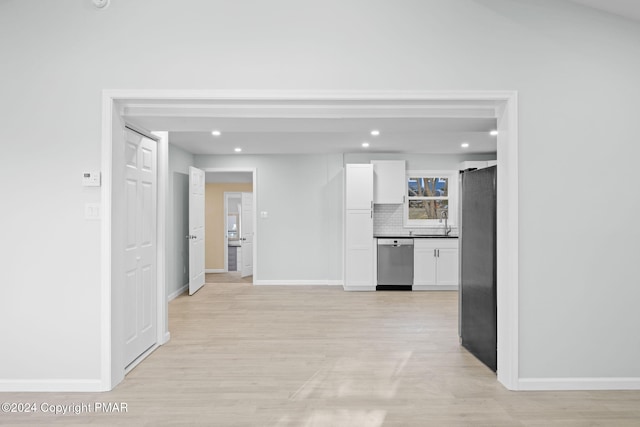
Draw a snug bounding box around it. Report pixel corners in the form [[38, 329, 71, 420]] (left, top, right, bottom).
[[372, 160, 405, 204], [346, 164, 373, 210], [413, 244, 437, 286], [436, 247, 459, 287], [345, 210, 374, 286]]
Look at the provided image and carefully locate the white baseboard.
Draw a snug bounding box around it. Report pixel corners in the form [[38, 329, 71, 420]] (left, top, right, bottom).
[[518, 377, 640, 391], [205, 269, 225, 273], [167, 283, 188, 301], [162, 331, 171, 345], [412, 285, 458, 291], [255, 280, 339, 286], [343, 285, 376, 292], [327, 280, 344, 286], [0, 379, 103, 392], [125, 343, 160, 375]]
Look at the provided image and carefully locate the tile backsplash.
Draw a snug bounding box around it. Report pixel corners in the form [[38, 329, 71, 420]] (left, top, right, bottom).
[[373, 204, 458, 236]]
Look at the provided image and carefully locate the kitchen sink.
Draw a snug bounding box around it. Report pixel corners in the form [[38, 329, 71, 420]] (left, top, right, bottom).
[[411, 233, 458, 238]]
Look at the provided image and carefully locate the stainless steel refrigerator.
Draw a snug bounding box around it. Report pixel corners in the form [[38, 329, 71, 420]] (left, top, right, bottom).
[[459, 166, 497, 372]]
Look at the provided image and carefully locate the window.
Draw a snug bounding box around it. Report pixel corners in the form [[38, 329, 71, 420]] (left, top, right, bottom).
[[405, 171, 457, 228]]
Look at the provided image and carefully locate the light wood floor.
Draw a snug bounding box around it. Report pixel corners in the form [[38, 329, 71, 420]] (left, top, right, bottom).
[[2, 285, 640, 426], [206, 271, 253, 284]]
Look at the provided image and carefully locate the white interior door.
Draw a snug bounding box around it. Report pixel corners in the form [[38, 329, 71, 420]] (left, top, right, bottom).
[[188, 166, 205, 295], [123, 128, 157, 366], [240, 192, 253, 278]]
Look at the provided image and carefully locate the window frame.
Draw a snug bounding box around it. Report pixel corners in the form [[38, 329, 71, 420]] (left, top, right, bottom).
[[404, 170, 458, 229]]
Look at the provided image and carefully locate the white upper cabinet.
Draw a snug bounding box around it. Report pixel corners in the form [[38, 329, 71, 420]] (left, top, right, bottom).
[[346, 164, 374, 210], [372, 160, 405, 204]]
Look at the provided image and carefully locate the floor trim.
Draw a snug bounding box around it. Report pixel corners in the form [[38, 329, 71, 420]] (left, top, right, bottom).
[[167, 284, 188, 301], [518, 377, 640, 391], [125, 344, 160, 375], [343, 286, 376, 292], [412, 285, 458, 291], [0, 379, 103, 392]]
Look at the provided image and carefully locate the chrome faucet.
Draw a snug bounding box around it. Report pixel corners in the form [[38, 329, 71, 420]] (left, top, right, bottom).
[[440, 210, 452, 236]]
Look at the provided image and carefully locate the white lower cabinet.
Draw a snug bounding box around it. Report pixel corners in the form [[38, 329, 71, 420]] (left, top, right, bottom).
[[413, 238, 459, 290]]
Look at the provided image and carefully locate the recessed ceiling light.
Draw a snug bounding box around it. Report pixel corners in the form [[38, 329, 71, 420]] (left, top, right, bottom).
[[234, 147, 242, 152], [461, 143, 470, 148], [362, 142, 370, 148], [211, 130, 222, 137], [490, 130, 498, 136], [370, 129, 380, 136]]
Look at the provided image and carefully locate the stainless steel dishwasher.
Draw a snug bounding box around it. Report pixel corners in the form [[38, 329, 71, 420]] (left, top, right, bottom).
[[376, 238, 414, 290]]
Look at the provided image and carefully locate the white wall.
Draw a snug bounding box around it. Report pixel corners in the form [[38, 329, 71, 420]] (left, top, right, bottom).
[[195, 154, 344, 282], [167, 144, 195, 298], [1, 0, 640, 388]]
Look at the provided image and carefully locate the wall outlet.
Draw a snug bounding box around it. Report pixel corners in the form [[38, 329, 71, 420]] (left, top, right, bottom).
[[260, 211, 269, 219]]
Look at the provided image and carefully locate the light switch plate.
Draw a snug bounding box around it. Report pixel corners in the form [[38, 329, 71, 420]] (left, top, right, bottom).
[[260, 211, 269, 219], [85, 203, 101, 220]]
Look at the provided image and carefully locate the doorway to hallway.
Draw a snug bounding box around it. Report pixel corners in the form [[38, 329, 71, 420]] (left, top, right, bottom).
[[202, 171, 255, 279], [206, 271, 253, 284]]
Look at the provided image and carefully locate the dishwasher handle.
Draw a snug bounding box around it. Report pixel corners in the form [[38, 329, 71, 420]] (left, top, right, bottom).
[[377, 238, 414, 247]]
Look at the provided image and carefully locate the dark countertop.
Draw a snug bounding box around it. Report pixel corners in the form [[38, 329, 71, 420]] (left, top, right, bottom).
[[374, 235, 458, 239]]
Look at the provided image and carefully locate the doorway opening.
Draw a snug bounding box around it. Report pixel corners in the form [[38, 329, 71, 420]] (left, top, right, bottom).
[[102, 91, 518, 391], [224, 192, 243, 272], [203, 170, 255, 284]]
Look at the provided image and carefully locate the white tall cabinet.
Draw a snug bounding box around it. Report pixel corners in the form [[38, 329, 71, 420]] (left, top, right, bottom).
[[344, 164, 375, 291]]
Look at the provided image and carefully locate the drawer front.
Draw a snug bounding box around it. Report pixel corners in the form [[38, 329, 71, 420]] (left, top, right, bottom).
[[414, 238, 458, 250]]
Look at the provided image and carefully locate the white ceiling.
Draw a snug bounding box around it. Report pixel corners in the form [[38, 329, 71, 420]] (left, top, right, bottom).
[[164, 117, 497, 155], [126, 100, 499, 156], [568, 0, 640, 22]]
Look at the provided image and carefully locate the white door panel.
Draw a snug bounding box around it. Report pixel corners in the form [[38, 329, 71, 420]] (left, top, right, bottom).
[[123, 128, 157, 367], [436, 248, 459, 286], [413, 246, 437, 286], [189, 166, 206, 295], [240, 192, 253, 278]]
